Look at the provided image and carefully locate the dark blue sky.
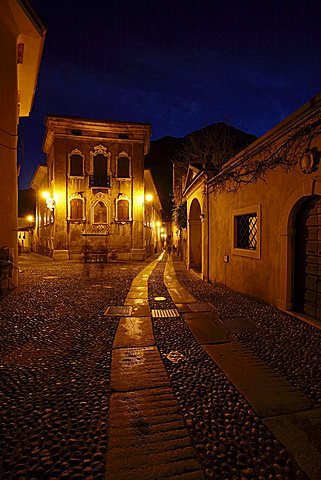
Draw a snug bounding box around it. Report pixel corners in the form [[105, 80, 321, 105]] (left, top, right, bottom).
[[19, 0, 321, 189]]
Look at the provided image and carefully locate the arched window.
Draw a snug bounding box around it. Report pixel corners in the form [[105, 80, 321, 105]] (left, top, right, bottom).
[[69, 149, 84, 176], [70, 154, 83, 176], [117, 155, 130, 178], [117, 199, 129, 221], [94, 154, 107, 177], [90, 145, 111, 187], [70, 198, 83, 220], [115, 194, 131, 222], [94, 201, 108, 224]]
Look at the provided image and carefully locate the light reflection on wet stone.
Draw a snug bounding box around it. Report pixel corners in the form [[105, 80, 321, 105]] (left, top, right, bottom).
[[0, 258, 144, 479], [148, 256, 311, 479]]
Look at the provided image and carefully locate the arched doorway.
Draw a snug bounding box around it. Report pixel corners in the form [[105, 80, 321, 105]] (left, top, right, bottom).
[[294, 195, 321, 320], [189, 198, 202, 272]]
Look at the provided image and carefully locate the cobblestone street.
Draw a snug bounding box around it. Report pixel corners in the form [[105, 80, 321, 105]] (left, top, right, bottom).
[[0, 253, 320, 479]]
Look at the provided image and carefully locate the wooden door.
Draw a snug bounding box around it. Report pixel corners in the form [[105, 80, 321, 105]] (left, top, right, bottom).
[[294, 196, 321, 320]]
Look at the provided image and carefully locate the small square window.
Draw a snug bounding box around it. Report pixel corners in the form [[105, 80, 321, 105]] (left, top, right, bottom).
[[232, 205, 261, 259], [236, 214, 257, 250]]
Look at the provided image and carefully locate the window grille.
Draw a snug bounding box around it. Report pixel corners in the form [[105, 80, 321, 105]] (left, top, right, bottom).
[[236, 214, 257, 250]]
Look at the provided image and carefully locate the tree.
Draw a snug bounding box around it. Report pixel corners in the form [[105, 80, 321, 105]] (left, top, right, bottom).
[[172, 123, 256, 207], [173, 201, 187, 230], [174, 123, 255, 174], [208, 112, 321, 193], [171, 122, 256, 260], [174, 123, 234, 174]]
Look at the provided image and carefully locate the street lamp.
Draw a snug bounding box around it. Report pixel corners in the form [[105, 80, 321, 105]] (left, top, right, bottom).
[[41, 191, 55, 210]]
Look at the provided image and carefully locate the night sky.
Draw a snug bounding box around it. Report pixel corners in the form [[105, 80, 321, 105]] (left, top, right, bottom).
[[18, 0, 321, 189]]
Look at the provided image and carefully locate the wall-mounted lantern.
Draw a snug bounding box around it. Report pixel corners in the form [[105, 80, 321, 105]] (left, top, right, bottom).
[[42, 191, 55, 211]]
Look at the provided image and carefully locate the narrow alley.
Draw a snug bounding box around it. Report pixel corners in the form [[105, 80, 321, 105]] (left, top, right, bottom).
[[0, 253, 320, 480]]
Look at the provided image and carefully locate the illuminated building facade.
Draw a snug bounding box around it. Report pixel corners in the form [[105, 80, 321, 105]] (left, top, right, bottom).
[[0, 0, 45, 286], [178, 94, 321, 322], [31, 115, 162, 261]]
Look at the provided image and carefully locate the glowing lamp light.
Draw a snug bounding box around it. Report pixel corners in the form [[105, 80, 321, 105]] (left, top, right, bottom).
[[46, 197, 55, 211], [136, 191, 145, 206], [41, 190, 56, 210], [156, 221, 161, 227], [26, 215, 34, 222], [53, 191, 61, 203], [145, 193, 153, 202]]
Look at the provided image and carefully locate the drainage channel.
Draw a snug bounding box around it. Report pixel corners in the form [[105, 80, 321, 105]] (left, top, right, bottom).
[[148, 255, 308, 480]]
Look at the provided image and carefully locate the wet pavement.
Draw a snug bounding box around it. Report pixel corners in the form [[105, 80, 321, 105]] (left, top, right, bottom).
[[0, 252, 320, 479]]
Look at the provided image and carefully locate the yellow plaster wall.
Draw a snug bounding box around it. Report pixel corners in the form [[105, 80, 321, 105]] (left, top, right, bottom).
[[208, 150, 321, 307], [37, 124, 151, 260], [0, 17, 19, 284]]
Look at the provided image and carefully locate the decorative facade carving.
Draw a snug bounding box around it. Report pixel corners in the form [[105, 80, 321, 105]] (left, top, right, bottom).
[[83, 224, 110, 235], [92, 144, 110, 156], [90, 145, 111, 173], [90, 192, 110, 224], [68, 148, 85, 177], [34, 116, 158, 262], [300, 149, 318, 174]]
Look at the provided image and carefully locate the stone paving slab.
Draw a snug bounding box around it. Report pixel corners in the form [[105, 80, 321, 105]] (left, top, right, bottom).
[[169, 287, 197, 304], [204, 342, 314, 417], [130, 279, 148, 287], [104, 305, 133, 316], [113, 317, 155, 348], [124, 297, 149, 305], [176, 303, 218, 315], [131, 305, 151, 317], [176, 303, 196, 313], [182, 311, 230, 344], [126, 287, 149, 299], [264, 408, 321, 480], [106, 387, 204, 480], [164, 260, 197, 304], [127, 286, 147, 291], [111, 346, 170, 391]]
